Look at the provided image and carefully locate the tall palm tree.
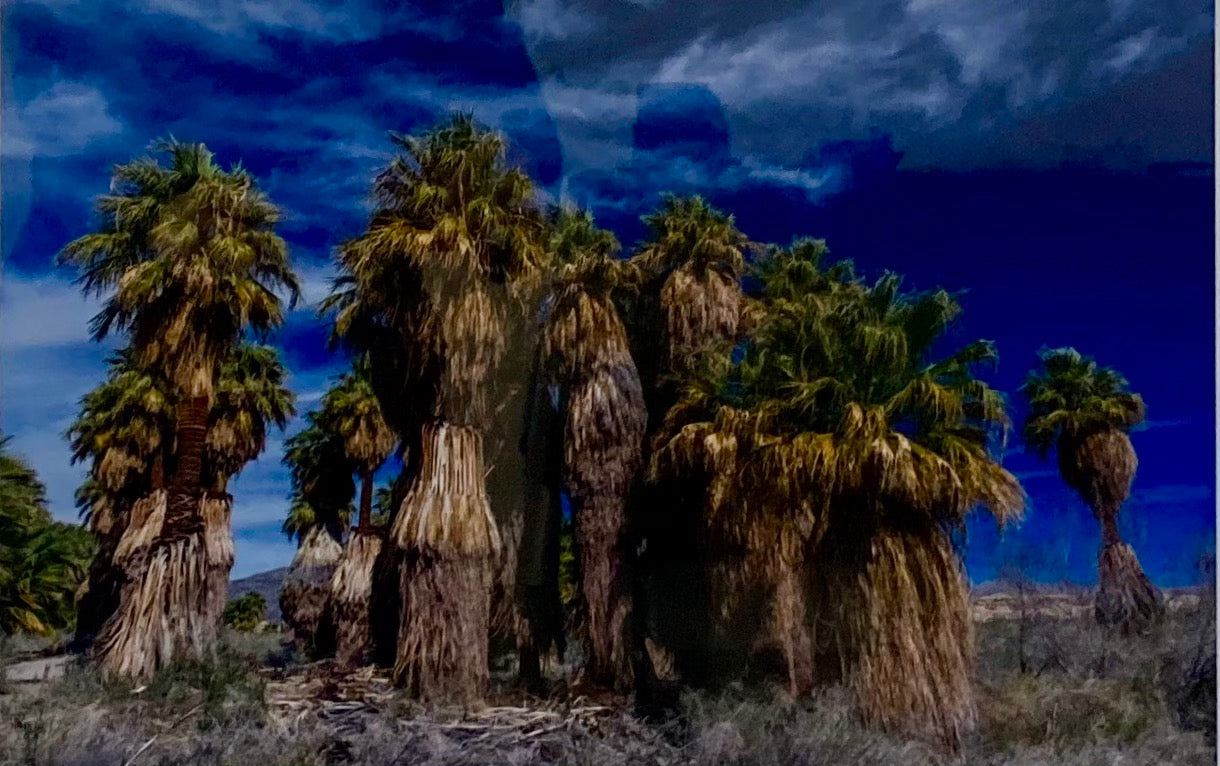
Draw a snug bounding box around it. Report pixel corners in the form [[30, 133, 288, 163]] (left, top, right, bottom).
[[322, 362, 396, 666], [542, 207, 647, 690], [326, 115, 545, 700], [627, 195, 749, 688], [68, 343, 293, 650], [0, 437, 94, 636], [280, 412, 354, 658], [59, 139, 298, 677], [1021, 347, 1163, 632], [652, 241, 1023, 750]]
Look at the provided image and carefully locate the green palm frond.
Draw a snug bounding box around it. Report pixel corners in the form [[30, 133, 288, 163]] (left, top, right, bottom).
[[1020, 347, 1146, 457]]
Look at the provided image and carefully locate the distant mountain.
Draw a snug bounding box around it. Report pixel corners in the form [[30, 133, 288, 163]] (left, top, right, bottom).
[[228, 567, 288, 623]]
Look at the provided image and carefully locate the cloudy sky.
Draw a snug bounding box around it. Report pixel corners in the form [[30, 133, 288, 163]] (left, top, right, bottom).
[[2, 0, 1213, 582]]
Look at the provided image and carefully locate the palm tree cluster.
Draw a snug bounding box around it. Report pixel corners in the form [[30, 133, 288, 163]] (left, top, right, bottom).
[[50, 117, 1165, 752]]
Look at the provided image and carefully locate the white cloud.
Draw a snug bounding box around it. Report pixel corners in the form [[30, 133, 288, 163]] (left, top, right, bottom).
[[0, 273, 101, 350], [3, 82, 123, 159]]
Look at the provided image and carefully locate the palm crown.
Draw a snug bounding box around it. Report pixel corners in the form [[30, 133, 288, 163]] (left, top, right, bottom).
[[59, 140, 299, 401], [326, 115, 545, 427], [1020, 346, 1146, 458]]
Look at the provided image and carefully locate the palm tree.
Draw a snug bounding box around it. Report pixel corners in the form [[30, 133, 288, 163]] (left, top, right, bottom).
[[0, 437, 94, 636], [326, 115, 545, 700], [280, 413, 354, 658], [651, 241, 1023, 749], [67, 351, 171, 650], [1021, 347, 1163, 632], [632, 194, 748, 404], [321, 362, 396, 666], [205, 343, 296, 493], [59, 140, 298, 678], [627, 195, 749, 689], [68, 343, 292, 650], [542, 207, 647, 690]]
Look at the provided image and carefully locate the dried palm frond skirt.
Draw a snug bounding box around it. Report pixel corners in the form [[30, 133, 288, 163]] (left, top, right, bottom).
[[812, 524, 975, 753], [280, 527, 343, 659], [331, 530, 384, 667], [1096, 541, 1164, 634], [91, 491, 235, 679]]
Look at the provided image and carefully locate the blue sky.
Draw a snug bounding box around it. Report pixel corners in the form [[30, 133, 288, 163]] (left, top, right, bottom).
[[1, 0, 1213, 583]]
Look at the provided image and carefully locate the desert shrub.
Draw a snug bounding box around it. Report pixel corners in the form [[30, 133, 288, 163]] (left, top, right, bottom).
[[224, 592, 268, 632], [137, 647, 267, 730]]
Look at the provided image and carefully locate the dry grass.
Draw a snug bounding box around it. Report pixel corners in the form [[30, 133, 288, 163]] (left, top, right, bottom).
[[2, 588, 1213, 765]]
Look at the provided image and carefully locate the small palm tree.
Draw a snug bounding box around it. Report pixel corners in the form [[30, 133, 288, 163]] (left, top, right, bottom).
[[543, 207, 647, 690], [59, 140, 298, 678], [280, 414, 354, 658], [321, 361, 396, 667], [326, 114, 545, 700], [67, 343, 293, 650], [205, 343, 296, 493], [628, 195, 750, 689], [325, 362, 395, 532], [1021, 347, 1163, 632]]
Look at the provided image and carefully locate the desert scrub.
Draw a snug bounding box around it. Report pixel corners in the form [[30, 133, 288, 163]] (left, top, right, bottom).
[[679, 686, 938, 766]]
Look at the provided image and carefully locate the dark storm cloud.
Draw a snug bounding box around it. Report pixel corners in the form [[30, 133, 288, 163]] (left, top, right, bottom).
[[507, 0, 1212, 170]]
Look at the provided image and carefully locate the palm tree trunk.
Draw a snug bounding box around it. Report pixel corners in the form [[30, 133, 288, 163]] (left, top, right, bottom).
[[332, 529, 384, 668], [812, 517, 976, 753], [391, 422, 499, 702], [93, 395, 219, 679], [573, 493, 634, 690], [358, 468, 374, 530], [280, 526, 342, 659], [166, 395, 209, 533], [1095, 507, 1164, 633]]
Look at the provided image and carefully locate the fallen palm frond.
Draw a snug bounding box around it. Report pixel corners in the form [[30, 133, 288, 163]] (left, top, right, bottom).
[[280, 526, 343, 659], [331, 529, 384, 667]]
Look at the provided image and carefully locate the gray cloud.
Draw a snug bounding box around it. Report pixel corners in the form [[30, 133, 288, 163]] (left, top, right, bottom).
[[508, 0, 1212, 173]]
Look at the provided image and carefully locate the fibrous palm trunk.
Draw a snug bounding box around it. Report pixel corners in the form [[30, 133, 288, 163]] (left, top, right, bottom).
[[392, 422, 499, 702], [1058, 429, 1164, 633], [565, 365, 646, 691], [332, 528, 383, 667], [94, 397, 216, 679]]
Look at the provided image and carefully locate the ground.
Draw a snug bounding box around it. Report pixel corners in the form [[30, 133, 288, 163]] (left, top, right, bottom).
[[1, 586, 1213, 766]]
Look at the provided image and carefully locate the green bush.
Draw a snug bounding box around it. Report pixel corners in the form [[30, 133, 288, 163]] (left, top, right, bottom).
[[224, 591, 268, 632]]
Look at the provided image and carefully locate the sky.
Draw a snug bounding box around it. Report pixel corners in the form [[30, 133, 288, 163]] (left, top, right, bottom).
[[1, 0, 1214, 584]]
